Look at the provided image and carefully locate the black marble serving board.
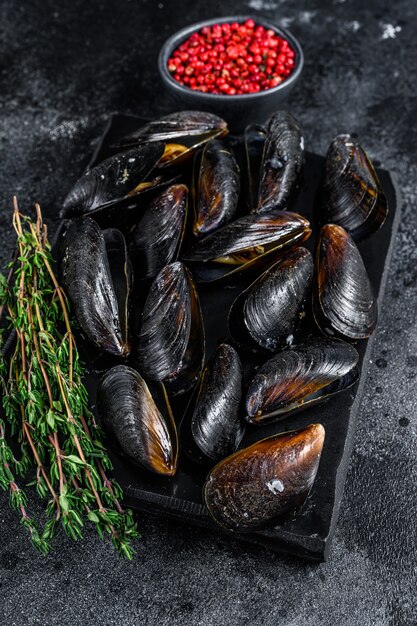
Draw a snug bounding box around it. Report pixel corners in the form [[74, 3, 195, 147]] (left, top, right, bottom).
[[85, 114, 399, 562]]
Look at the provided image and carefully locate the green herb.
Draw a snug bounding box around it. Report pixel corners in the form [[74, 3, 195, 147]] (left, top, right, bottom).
[[0, 198, 138, 558]]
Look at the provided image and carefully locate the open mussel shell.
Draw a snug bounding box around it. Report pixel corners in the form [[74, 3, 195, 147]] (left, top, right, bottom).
[[193, 139, 240, 238], [60, 217, 132, 357], [61, 143, 165, 219], [256, 111, 305, 213], [181, 343, 245, 465], [112, 111, 228, 167], [137, 261, 205, 395], [246, 337, 359, 424], [244, 124, 267, 211], [313, 224, 377, 340], [204, 423, 325, 533], [97, 365, 178, 475], [130, 184, 188, 280], [318, 134, 388, 241], [229, 247, 313, 352], [183, 210, 312, 282]]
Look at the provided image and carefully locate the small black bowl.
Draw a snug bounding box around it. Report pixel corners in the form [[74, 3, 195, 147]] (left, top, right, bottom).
[[158, 15, 304, 133]]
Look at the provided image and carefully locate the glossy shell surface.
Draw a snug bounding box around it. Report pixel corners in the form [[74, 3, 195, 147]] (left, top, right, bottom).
[[97, 365, 178, 475], [137, 261, 205, 395], [204, 423, 325, 532], [319, 134, 388, 241], [314, 224, 378, 340], [246, 338, 359, 424]]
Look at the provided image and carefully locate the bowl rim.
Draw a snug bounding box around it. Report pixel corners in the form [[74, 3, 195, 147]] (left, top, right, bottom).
[[158, 15, 304, 102]]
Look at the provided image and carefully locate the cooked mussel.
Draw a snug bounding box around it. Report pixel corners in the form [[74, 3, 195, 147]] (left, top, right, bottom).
[[181, 343, 245, 465], [228, 247, 313, 352], [193, 139, 240, 238], [318, 134, 388, 241], [183, 210, 311, 282], [204, 423, 325, 532], [61, 143, 165, 219], [246, 338, 359, 424], [112, 111, 228, 167], [244, 124, 267, 211], [137, 261, 205, 395], [256, 111, 304, 212], [97, 365, 178, 475], [60, 217, 132, 357], [313, 224, 377, 340], [130, 184, 188, 280]]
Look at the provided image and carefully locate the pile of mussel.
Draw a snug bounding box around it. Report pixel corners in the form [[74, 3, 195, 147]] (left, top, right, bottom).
[[58, 110, 388, 534]]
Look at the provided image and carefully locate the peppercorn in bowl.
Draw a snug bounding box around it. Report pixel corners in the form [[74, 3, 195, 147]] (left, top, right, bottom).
[[158, 16, 304, 131]]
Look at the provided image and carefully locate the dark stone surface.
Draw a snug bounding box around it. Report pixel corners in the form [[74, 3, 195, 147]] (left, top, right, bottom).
[[0, 1, 416, 624]]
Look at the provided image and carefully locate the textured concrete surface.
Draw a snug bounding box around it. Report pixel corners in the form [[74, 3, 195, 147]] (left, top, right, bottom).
[[0, 1, 416, 625]]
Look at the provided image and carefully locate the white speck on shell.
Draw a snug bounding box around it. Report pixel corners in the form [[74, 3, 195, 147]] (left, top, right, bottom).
[[266, 479, 284, 494]]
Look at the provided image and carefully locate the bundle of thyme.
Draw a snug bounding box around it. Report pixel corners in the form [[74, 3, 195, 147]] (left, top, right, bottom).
[[0, 198, 138, 558]]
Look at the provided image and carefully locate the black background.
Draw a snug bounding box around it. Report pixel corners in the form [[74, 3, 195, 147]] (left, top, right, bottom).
[[0, 1, 416, 625]]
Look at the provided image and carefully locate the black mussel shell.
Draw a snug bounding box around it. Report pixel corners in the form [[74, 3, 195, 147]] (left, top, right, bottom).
[[130, 184, 188, 280], [181, 343, 245, 465], [313, 224, 377, 340], [60, 217, 132, 357], [246, 337, 359, 424], [204, 423, 325, 532], [102, 228, 133, 350], [97, 365, 178, 475], [229, 247, 313, 352], [112, 111, 228, 166], [318, 134, 388, 241], [244, 124, 267, 211], [61, 143, 165, 219], [256, 111, 304, 213], [183, 210, 311, 282], [193, 139, 240, 238], [137, 261, 205, 395]]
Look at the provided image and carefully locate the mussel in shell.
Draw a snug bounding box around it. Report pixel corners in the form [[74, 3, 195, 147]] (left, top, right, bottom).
[[313, 224, 377, 340], [137, 261, 205, 395], [246, 338, 359, 424], [97, 365, 178, 475], [130, 184, 188, 280], [60, 217, 132, 357], [183, 210, 311, 282], [256, 111, 304, 213], [193, 139, 240, 238], [318, 134, 388, 241], [112, 111, 228, 167], [228, 247, 313, 352], [181, 343, 245, 465], [204, 423, 325, 532], [244, 124, 267, 211], [61, 143, 165, 219]]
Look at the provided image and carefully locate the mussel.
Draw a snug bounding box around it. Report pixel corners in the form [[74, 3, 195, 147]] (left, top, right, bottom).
[[313, 224, 377, 340], [112, 111, 228, 167], [244, 124, 267, 211], [256, 111, 304, 212], [193, 139, 240, 238], [246, 338, 359, 424], [137, 261, 205, 395], [204, 423, 325, 532], [60, 217, 132, 357], [130, 184, 188, 280], [181, 343, 245, 465], [61, 143, 165, 219], [97, 365, 178, 475], [183, 210, 311, 282], [228, 247, 313, 352], [318, 134, 388, 241]]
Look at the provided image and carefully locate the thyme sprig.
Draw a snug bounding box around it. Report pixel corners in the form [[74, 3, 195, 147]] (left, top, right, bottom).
[[0, 199, 138, 558]]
